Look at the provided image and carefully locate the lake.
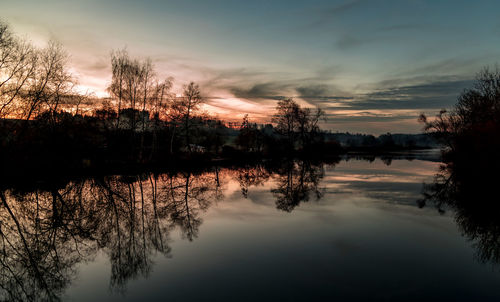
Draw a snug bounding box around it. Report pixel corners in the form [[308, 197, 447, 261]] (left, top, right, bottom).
[[1, 152, 499, 301]]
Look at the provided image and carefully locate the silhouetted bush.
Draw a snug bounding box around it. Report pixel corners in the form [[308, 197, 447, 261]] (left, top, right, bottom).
[[420, 67, 500, 165]]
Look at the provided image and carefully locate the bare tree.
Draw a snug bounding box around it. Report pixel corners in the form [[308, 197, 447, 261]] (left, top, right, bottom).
[[419, 66, 500, 153], [149, 77, 173, 121], [108, 48, 128, 129], [21, 40, 74, 121], [108, 50, 144, 130], [170, 82, 203, 152], [236, 114, 261, 152], [272, 98, 324, 150], [296, 106, 324, 150], [0, 21, 36, 118], [149, 77, 173, 158], [108, 50, 171, 132], [272, 98, 300, 148]]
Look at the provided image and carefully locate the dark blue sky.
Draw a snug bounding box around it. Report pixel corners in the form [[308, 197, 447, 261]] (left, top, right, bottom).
[[3, 0, 500, 133]]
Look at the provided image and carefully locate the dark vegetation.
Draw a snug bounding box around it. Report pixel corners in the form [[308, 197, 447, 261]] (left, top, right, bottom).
[[0, 157, 337, 301], [0, 21, 436, 178], [325, 132, 437, 152], [2, 18, 500, 300], [419, 67, 500, 265], [0, 149, 447, 302]]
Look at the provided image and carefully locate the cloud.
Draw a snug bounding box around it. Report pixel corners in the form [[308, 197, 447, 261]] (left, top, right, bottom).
[[377, 24, 421, 32], [203, 64, 347, 103], [294, 84, 352, 108], [296, 84, 331, 97], [351, 78, 472, 110], [295, 84, 349, 99], [333, 24, 432, 51], [204, 70, 470, 132], [298, 76, 473, 133], [325, 113, 418, 123], [228, 83, 289, 100], [397, 58, 486, 77], [292, 76, 470, 112], [311, 0, 365, 28], [325, 0, 364, 16], [225, 81, 351, 105], [336, 34, 366, 50]]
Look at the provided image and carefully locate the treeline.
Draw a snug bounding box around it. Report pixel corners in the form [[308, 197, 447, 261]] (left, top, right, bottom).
[[0, 21, 434, 175], [0, 21, 342, 173], [325, 132, 439, 151]]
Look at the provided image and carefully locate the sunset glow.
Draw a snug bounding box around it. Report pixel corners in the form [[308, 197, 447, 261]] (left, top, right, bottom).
[[1, 2, 500, 301], [3, 0, 499, 133]]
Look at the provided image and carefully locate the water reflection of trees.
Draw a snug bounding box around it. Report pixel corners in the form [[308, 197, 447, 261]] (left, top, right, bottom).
[[0, 160, 332, 301], [234, 160, 330, 212], [166, 171, 221, 241], [270, 161, 325, 212], [420, 159, 500, 266], [418, 67, 500, 265], [236, 165, 271, 198], [0, 170, 223, 301], [0, 187, 96, 301]]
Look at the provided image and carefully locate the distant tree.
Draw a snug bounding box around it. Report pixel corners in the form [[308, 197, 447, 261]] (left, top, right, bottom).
[[379, 132, 395, 148], [108, 48, 128, 128], [94, 108, 117, 120], [296, 106, 324, 150], [170, 82, 203, 152], [149, 77, 173, 121], [272, 98, 325, 151], [139, 58, 154, 132], [272, 98, 299, 149], [148, 77, 173, 158], [236, 114, 261, 152], [361, 134, 377, 147], [108, 49, 156, 130], [199, 118, 226, 154]]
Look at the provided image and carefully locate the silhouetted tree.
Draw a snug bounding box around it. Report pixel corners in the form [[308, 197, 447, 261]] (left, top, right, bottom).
[[0, 21, 36, 119], [0, 21, 77, 123], [108, 48, 128, 129], [296, 105, 324, 151], [379, 133, 395, 148], [236, 114, 261, 152], [272, 98, 300, 149], [21, 41, 75, 122], [419, 66, 500, 266], [170, 82, 203, 152], [419, 67, 500, 161], [272, 98, 325, 152]]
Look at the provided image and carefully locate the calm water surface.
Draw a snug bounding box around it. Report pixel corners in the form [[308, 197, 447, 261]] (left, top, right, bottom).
[[1, 153, 499, 301]]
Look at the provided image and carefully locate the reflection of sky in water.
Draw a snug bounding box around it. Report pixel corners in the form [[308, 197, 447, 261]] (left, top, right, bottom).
[[58, 159, 500, 301]]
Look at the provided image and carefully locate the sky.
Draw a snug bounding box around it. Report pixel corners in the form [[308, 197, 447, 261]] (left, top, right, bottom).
[[2, 0, 500, 134]]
